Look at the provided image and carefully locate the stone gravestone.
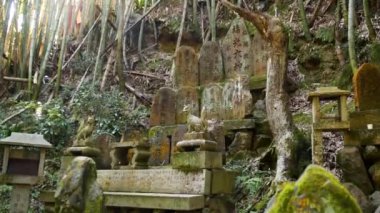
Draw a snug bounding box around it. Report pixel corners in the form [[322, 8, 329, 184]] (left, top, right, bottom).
[[174, 46, 199, 88], [222, 79, 253, 120], [148, 126, 172, 166], [250, 33, 270, 77], [202, 84, 224, 120], [150, 87, 177, 126], [222, 18, 251, 80], [176, 87, 200, 124], [353, 63, 380, 111], [199, 41, 224, 86]]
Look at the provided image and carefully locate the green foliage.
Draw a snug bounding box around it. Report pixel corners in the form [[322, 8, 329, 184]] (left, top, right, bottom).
[[315, 27, 335, 43], [335, 64, 353, 90], [370, 42, 380, 65], [0, 185, 11, 212], [72, 85, 148, 137], [37, 100, 73, 149], [226, 153, 274, 212]]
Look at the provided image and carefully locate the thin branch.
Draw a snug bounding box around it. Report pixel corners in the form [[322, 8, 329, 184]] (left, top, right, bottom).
[[100, 0, 162, 58], [176, 0, 188, 51], [126, 71, 165, 80], [0, 108, 28, 125]]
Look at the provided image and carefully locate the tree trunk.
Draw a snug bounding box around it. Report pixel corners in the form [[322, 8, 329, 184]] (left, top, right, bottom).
[[55, 1, 70, 97], [28, 0, 41, 98], [348, 0, 357, 73], [93, 0, 111, 87], [363, 0, 376, 41], [221, 0, 298, 183], [298, 0, 312, 40]]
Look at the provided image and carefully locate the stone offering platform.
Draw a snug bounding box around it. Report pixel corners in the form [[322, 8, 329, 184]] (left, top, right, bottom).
[[99, 168, 235, 210], [41, 168, 236, 211]]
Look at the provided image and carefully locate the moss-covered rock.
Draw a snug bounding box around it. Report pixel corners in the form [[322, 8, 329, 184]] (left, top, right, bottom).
[[55, 157, 104, 213], [267, 165, 362, 213]]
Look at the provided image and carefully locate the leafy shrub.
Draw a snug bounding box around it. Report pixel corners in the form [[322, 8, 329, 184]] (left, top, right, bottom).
[[315, 27, 335, 43], [0, 185, 11, 212], [72, 85, 148, 137]]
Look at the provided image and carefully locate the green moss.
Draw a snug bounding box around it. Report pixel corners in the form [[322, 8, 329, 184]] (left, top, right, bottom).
[[293, 113, 312, 126], [335, 64, 353, 90], [370, 42, 380, 65], [268, 165, 361, 213]]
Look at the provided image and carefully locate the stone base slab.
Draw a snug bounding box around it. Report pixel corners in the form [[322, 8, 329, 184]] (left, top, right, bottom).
[[104, 192, 205, 210], [97, 169, 212, 194], [172, 151, 222, 170]]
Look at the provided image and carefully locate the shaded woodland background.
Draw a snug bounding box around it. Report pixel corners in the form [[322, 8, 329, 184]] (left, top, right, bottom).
[[0, 0, 380, 211]]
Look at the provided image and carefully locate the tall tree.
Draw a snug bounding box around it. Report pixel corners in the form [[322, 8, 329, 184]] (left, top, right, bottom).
[[0, 0, 12, 88], [221, 0, 299, 184], [115, 0, 128, 92], [363, 0, 376, 41], [348, 0, 357, 72]]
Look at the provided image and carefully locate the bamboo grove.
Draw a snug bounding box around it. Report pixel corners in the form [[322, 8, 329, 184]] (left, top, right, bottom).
[[0, 0, 164, 101], [1, 0, 377, 101]]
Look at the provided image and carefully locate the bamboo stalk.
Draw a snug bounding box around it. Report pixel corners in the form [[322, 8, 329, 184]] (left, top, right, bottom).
[[348, 0, 357, 73], [28, 0, 41, 98], [33, 0, 65, 100], [3, 76, 29, 82], [176, 0, 188, 51], [138, 0, 148, 59], [55, 0, 71, 97], [93, 0, 111, 87]]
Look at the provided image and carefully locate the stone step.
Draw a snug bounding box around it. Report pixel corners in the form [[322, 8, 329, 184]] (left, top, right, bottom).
[[104, 192, 205, 210]]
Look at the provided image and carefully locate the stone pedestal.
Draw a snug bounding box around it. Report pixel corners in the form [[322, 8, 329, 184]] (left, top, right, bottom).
[[111, 140, 150, 169], [172, 151, 223, 170], [10, 184, 31, 213]]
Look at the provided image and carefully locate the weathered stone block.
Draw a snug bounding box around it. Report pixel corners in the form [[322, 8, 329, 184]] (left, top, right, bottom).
[[222, 18, 251, 79], [201, 84, 224, 120], [172, 151, 222, 170], [150, 87, 177, 127], [250, 33, 270, 77], [97, 169, 212, 195], [199, 41, 224, 86], [228, 131, 253, 154], [369, 162, 380, 190], [222, 79, 253, 120], [176, 87, 200, 124], [211, 170, 237, 194], [337, 147, 374, 195], [148, 126, 173, 166], [174, 46, 199, 88], [104, 192, 205, 210], [353, 63, 380, 111], [223, 119, 256, 133], [171, 124, 188, 158]]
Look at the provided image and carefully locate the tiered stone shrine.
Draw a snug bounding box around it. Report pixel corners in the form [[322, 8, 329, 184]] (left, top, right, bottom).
[[148, 18, 270, 166]]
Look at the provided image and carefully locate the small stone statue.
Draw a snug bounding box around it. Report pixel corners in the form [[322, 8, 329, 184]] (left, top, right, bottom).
[[73, 115, 96, 147], [183, 105, 206, 132]]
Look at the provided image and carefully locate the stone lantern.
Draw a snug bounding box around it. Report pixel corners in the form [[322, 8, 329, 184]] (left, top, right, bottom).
[[0, 132, 52, 212]]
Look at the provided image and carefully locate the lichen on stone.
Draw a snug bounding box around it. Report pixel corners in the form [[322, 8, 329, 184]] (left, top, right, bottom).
[[268, 165, 362, 213]]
